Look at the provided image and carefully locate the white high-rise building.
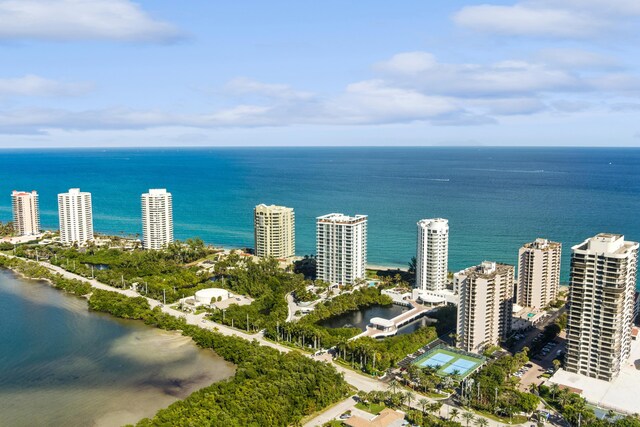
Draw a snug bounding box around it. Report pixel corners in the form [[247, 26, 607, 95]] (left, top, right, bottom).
[[565, 233, 638, 381], [58, 188, 94, 245], [142, 189, 174, 250], [456, 261, 515, 353], [517, 238, 562, 309], [254, 204, 295, 259], [416, 218, 449, 292], [316, 213, 367, 286], [11, 190, 40, 236]]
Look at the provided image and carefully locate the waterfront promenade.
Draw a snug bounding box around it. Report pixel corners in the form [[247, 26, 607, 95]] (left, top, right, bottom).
[[0, 253, 523, 427]]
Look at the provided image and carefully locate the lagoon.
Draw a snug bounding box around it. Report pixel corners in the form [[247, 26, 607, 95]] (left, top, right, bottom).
[[0, 269, 235, 427]]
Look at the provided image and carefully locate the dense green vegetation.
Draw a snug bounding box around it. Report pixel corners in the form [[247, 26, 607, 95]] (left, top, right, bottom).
[[538, 384, 640, 427], [335, 327, 439, 375], [90, 292, 350, 427], [14, 239, 214, 303], [293, 254, 316, 279], [207, 255, 308, 331], [0, 255, 92, 295], [467, 350, 539, 416], [0, 254, 350, 426], [0, 221, 13, 237]]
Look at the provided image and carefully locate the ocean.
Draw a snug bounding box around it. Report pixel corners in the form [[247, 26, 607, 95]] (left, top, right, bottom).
[[1, 147, 639, 283]]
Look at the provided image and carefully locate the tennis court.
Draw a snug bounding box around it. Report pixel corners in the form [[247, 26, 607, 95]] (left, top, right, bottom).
[[416, 352, 454, 369], [412, 345, 485, 379]]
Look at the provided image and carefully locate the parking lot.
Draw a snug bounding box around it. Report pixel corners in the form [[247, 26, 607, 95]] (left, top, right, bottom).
[[517, 331, 566, 392]]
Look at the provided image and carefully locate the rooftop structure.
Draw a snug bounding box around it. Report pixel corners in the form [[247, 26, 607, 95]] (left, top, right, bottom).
[[58, 188, 94, 245], [565, 233, 638, 382], [254, 204, 295, 259], [455, 261, 515, 353], [316, 213, 367, 286], [141, 189, 173, 250], [517, 238, 562, 309], [11, 190, 40, 236], [416, 218, 449, 293]]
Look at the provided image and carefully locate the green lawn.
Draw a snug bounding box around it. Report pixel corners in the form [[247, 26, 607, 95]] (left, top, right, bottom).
[[355, 402, 386, 414]]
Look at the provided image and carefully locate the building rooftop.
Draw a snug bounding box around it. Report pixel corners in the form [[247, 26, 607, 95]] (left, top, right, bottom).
[[146, 188, 169, 196], [344, 408, 405, 427], [317, 213, 367, 224], [572, 233, 639, 256], [417, 218, 448, 230], [255, 204, 293, 212], [523, 238, 561, 250]]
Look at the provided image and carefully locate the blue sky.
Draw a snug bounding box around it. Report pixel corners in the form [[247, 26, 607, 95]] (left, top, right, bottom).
[[0, 0, 639, 147]]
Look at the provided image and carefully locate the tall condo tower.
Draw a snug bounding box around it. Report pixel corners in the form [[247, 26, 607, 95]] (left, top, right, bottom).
[[141, 189, 174, 250], [416, 218, 449, 292], [316, 213, 367, 286], [517, 238, 562, 309], [455, 261, 515, 353], [254, 204, 295, 259], [58, 188, 94, 245], [565, 233, 638, 381], [11, 190, 40, 236]]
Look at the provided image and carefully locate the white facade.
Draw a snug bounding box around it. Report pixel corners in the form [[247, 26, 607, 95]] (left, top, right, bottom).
[[254, 204, 295, 259], [11, 190, 40, 236], [565, 233, 639, 381], [142, 189, 173, 250], [58, 188, 94, 245], [456, 261, 515, 353], [416, 218, 449, 292], [316, 213, 367, 286], [517, 238, 562, 309], [195, 288, 230, 304]]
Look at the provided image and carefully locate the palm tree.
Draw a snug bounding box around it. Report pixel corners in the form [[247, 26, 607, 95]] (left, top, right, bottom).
[[419, 398, 429, 415], [404, 391, 415, 408], [450, 408, 460, 422], [462, 412, 475, 427], [388, 378, 400, 394], [550, 383, 560, 400], [475, 417, 489, 427]]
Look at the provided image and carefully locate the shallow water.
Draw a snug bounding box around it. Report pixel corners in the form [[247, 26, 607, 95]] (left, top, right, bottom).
[[0, 269, 235, 427]]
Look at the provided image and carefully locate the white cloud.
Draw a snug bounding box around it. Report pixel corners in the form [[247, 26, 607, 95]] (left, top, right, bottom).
[[0, 0, 181, 42], [376, 52, 584, 97], [224, 77, 314, 101], [453, 4, 605, 38], [453, 0, 640, 39], [0, 75, 92, 97], [535, 49, 620, 70], [374, 51, 438, 75]]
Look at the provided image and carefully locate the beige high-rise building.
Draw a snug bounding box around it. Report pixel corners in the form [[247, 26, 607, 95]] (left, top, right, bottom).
[[316, 213, 367, 286], [517, 238, 562, 309], [254, 204, 295, 259], [565, 233, 638, 382], [11, 190, 40, 236], [416, 218, 449, 292], [455, 261, 515, 353], [58, 188, 94, 245], [142, 189, 174, 250]]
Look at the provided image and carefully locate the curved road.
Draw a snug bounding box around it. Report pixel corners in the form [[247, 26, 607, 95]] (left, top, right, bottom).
[[2, 254, 527, 427]]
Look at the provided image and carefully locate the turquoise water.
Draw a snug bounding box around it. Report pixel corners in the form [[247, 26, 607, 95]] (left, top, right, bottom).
[[1, 147, 639, 283], [0, 269, 235, 426]]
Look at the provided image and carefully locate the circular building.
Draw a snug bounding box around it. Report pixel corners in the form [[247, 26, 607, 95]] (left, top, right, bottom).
[[195, 288, 230, 304]]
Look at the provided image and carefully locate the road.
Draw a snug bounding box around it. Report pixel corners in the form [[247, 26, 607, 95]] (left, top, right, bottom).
[[3, 254, 527, 427]]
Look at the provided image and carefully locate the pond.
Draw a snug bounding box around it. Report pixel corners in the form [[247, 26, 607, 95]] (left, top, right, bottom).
[[318, 303, 434, 336]]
